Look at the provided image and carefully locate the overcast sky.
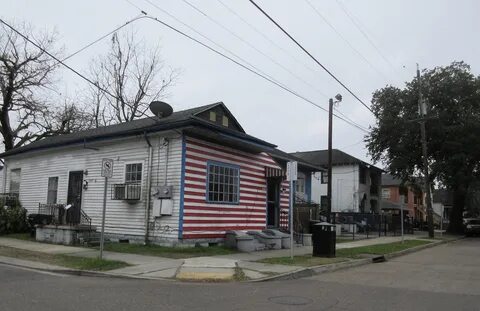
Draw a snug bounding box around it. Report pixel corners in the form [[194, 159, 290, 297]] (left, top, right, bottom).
[[3, 0, 480, 166]]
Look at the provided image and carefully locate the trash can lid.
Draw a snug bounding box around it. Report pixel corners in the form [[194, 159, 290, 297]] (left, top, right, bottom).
[[314, 222, 336, 226]]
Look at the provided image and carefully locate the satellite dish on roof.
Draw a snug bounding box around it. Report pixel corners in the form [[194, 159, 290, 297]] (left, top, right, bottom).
[[149, 101, 173, 118]]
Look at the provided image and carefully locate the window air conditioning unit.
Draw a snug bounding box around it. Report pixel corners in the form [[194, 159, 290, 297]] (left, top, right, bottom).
[[112, 183, 142, 201]]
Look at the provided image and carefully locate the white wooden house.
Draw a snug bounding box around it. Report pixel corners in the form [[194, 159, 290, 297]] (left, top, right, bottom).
[[290, 149, 382, 213], [1, 102, 319, 245]]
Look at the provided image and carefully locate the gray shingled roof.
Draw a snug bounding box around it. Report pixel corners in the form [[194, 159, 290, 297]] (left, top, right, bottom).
[[0, 102, 272, 158], [290, 149, 381, 170], [0, 102, 323, 172], [382, 174, 403, 186]]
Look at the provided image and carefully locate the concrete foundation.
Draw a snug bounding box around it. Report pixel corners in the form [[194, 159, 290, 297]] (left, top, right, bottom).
[[36, 225, 95, 245]]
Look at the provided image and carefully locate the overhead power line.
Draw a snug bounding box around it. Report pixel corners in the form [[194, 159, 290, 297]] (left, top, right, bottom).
[[0, 18, 144, 114], [335, 0, 399, 75], [215, 0, 323, 82], [247, 0, 374, 114], [142, 16, 369, 132], [61, 13, 148, 63], [123, 2, 370, 132], [0, 10, 369, 133], [0, 19, 118, 99], [303, 0, 391, 83], [142, 0, 294, 96], [180, 0, 329, 99]]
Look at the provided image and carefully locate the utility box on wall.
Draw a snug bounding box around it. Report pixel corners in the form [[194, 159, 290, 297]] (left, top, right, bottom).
[[152, 199, 174, 217], [151, 186, 173, 199]]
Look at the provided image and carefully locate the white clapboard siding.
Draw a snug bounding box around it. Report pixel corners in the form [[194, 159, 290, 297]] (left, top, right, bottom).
[[4, 132, 183, 241]]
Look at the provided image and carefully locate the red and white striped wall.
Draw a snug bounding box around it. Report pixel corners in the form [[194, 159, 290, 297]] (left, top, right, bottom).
[[181, 137, 290, 240]]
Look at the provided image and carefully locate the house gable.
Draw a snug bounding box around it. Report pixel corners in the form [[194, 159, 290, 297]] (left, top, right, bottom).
[[192, 103, 245, 133]]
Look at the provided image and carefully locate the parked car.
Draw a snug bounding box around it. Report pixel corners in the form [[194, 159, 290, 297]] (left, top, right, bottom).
[[464, 218, 480, 237]]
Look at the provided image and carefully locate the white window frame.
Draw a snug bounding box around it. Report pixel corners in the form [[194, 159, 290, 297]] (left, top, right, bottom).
[[206, 161, 240, 204], [124, 162, 144, 184]]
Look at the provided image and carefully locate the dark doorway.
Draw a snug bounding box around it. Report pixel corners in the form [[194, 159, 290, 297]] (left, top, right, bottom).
[[67, 171, 83, 224], [267, 179, 280, 227]]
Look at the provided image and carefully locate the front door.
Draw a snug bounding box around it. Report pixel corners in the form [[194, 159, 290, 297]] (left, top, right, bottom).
[[67, 171, 83, 224], [266, 179, 280, 227]]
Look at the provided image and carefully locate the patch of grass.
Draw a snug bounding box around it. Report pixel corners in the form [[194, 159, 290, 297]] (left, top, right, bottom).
[[258, 256, 346, 267], [56, 256, 128, 271], [2, 233, 35, 241], [256, 239, 433, 267], [336, 239, 432, 259], [336, 238, 356, 243], [101, 243, 238, 259], [0, 246, 128, 271]]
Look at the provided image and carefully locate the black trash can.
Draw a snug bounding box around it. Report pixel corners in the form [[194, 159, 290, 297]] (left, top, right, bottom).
[[309, 220, 320, 233], [312, 222, 336, 257]]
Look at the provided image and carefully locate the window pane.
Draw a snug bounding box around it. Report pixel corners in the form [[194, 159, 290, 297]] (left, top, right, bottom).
[[126, 163, 142, 183], [207, 163, 239, 203]]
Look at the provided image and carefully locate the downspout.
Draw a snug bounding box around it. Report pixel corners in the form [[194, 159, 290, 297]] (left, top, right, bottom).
[[143, 132, 153, 244], [2, 160, 6, 193]]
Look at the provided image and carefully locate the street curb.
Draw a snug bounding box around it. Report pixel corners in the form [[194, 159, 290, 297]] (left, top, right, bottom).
[[249, 237, 462, 282], [0, 237, 463, 283], [0, 259, 173, 281]]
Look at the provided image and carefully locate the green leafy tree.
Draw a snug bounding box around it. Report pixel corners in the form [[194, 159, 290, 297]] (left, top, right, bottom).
[[366, 62, 480, 234]]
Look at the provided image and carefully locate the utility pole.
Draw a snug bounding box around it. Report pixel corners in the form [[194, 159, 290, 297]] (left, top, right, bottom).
[[417, 64, 434, 239], [327, 98, 333, 223], [327, 94, 342, 223]]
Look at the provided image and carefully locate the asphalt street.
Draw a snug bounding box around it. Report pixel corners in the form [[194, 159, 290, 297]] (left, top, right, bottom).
[[1, 238, 479, 311]]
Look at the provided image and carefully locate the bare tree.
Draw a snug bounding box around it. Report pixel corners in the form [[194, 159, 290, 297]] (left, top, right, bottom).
[[87, 30, 178, 126], [0, 22, 88, 151]]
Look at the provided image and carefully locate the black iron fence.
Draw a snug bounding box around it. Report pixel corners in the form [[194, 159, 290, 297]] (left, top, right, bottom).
[[36, 203, 91, 228], [286, 205, 416, 241], [330, 212, 414, 239]]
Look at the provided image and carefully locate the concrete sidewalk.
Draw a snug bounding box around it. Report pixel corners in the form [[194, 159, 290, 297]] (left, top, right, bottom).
[[0, 235, 429, 281]]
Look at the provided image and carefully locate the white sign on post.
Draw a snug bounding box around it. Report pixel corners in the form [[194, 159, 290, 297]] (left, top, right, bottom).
[[101, 158, 114, 178], [286, 161, 298, 181], [99, 158, 113, 259], [286, 161, 297, 259]]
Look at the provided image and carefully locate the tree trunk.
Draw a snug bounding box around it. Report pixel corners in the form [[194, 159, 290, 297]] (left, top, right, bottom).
[[448, 186, 466, 234]]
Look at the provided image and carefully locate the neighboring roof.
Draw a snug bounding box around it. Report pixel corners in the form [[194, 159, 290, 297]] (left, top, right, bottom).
[[381, 200, 409, 211], [0, 102, 274, 158], [268, 148, 324, 172], [382, 174, 403, 186], [290, 149, 382, 171], [433, 189, 453, 205]]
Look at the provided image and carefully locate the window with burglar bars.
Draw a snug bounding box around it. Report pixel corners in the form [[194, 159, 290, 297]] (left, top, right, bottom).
[[207, 162, 240, 204], [47, 177, 59, 204], [125, 163, 142, 183]]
